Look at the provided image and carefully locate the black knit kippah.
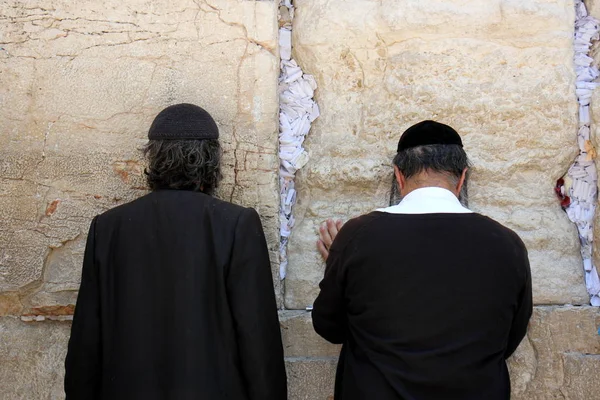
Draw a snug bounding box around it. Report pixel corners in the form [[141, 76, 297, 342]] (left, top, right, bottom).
[[397, 120, 462, 152], [148, 103, 219, 140]]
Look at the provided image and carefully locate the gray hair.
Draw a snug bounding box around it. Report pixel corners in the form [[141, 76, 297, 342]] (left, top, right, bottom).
[[389, 144, 471, 206], [143, 139, 222, 195]]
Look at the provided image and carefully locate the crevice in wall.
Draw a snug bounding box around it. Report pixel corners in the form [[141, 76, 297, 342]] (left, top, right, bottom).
[[277, 1, 319, 281], [557, 0, 600, 306]]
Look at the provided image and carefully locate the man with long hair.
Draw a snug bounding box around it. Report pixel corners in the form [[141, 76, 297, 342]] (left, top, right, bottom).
[[65, 104, 287, 400]]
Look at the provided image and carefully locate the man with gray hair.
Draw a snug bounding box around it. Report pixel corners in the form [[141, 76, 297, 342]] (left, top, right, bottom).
[[313, 120, 532, 400], [65, 104, 287, 400]]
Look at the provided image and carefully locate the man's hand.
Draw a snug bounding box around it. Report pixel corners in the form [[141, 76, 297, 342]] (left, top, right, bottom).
[[317, 219, 344, 261]]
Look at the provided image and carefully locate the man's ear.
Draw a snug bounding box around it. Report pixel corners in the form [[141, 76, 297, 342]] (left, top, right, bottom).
[[456, 168, 468, 195], [393, 165, 405, 192]]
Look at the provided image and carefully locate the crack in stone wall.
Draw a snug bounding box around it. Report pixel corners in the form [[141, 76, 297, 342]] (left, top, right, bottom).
[[277, 0, 319, 282], [557, 0, 600, 306]]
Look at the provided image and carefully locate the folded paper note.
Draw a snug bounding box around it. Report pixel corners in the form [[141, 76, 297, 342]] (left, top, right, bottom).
[[278, 1, 320, 279], [565, 0, 600, 306]]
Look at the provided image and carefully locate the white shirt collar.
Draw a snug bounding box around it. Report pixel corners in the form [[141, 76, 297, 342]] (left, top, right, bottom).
[[376, 187, 472, 214]]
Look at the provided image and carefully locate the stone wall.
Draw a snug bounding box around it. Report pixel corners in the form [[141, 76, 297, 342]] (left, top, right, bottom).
[[0, 0, 281, 309], [0, 0, 281, 397], [1, 0, 600, 399], [286, 0, 587, 308]]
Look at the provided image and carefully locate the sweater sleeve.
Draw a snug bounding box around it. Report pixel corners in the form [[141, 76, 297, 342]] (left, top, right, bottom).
[[65, 216, 102, 399], [504, 239, 533, 359], [226, 208, 288, 400], [312, 216, 367, 344]]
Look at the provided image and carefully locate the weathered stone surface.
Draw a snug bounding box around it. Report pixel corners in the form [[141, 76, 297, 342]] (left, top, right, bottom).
[[280, 310, 341, 358], [285, 0, 588, 308], [508, 306, 600, 399], [0, 293, 23, 316], [0, 317, 71, 399], [587, 0, 600, 20], [0, 0, 282, 308], [560, 353, 600, 399], [286, 357, 337, 400]]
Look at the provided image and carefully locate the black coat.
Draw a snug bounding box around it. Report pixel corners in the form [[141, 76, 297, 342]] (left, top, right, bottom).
[[65, 190, 287, 400], [313, 212, 532, 400]]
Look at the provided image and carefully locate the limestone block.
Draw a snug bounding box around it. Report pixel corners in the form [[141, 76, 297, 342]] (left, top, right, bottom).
[[508, 306, 600, 399], [286, 0, 587, 308], [0, 0, 282, 307], [280, 310, 341, 358], [286, 357, 337, 400], [587, 0, 600, 20], [0, 293, 23, 316], [560, 353, 600, 399], [0, 317, 71, 400]]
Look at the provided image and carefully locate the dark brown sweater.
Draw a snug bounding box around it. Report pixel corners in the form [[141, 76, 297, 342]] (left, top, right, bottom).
[[313, 212, 532, 400]]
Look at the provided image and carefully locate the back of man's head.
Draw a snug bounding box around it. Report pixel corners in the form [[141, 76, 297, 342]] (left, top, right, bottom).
[[393, 144, 470, 186], [390, 121, 471, 205], [143, 103, 223, 195]]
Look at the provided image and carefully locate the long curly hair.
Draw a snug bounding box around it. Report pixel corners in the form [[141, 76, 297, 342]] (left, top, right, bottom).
[[143, 139, 222, 195]]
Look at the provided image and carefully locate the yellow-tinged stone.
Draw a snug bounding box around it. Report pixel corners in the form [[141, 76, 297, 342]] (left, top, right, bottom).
[[286, 0, 587, 308], [0, 0, 281, 304]]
